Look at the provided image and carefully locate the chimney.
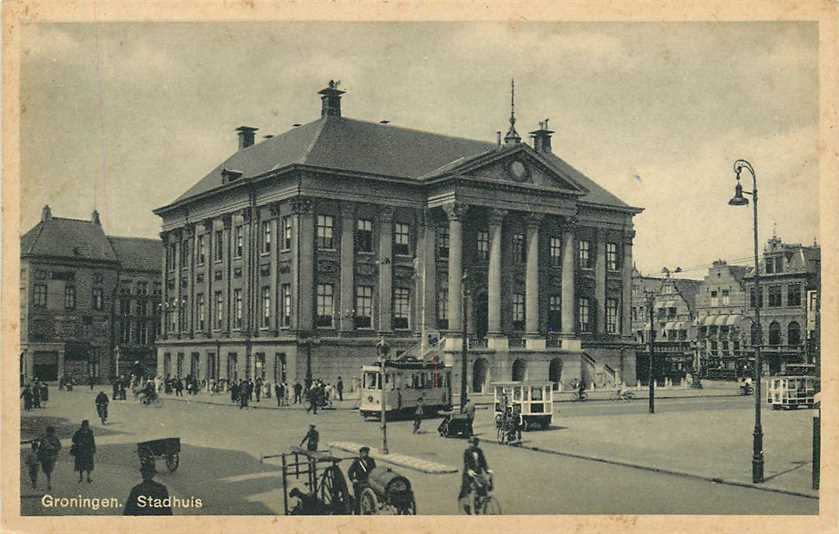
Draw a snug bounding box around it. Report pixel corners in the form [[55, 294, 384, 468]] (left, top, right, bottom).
[[318, 80, 346, 118], [91, 209, 101, 225], [41, 205, 52, 222], [236, 126, 258, 149], [530, 119, 555, 154]]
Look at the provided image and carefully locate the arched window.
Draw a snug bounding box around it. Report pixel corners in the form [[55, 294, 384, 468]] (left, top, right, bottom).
[[472, 358, 489, 393], [750, 322, 760, 346], [787, 322, 801, 347], [512, 359, 527, 381], [768, 321, 782, 346], [549, 358, 563, 391]]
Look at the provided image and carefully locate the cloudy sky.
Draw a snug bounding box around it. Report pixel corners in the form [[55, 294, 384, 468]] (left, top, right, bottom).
[[20, 22, 818, 276]]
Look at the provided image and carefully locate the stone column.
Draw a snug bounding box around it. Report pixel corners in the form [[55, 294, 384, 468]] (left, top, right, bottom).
[[622, 229, 635, 338], [292, 198, 314, 331], [269, 205, 281, 334], [339, 203, 355, 332], [444, 203, 468, 342], [205, 220, 214, 338], [240, 209, 251, 334], [377, 207, 394, 333], [185, 224, 195, 338], [160, 231, 169, 339], [526, 214, 546, 350], [560, 217, 579, 348], [422, 213, 437, 339], [595, 228, 607, 335], [222, 216, 232, 336], [487, 208, 508, 350], [173, 230, 182, 337]]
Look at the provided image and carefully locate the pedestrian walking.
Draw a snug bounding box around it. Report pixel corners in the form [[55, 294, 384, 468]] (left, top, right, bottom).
[[300, 424, 319, 452], [124, 463, 173, 515], [95, 391, 110, 424], [463, 397, 476, 437], [20, 384, 33, 411], [175, 378, 184, 397], [231, 381, 240, 404], [255, 377, 263, 402], [32, 381, 42, 409], [413, 397, 425, 434], [294, 381, 303, 404], [275, 382, 282, 407], [40, 381, 49, 408], [306, 387, 319, 415], [88, 375, 96, 391], [25, 441, 40, 489], [37, 426, 62, 491], [239, 380, 249, 409], [337, 376, 344, 402], [71, 420, 96, 483], [112, 379, 120, 402]]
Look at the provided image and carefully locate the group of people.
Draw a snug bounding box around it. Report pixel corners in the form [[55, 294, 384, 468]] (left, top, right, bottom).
[[24, 420, 96, 491], [20, 380, 49, 411]]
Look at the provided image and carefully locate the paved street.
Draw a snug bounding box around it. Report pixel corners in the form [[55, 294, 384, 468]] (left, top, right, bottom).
[[20, 388, 818, 515]]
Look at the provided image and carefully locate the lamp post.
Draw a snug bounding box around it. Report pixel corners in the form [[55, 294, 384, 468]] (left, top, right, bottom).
[[377, 336, 390, 454], [645, 290, 656, 414], [460, 271, 469, 411], [728, 158, 764, 484]]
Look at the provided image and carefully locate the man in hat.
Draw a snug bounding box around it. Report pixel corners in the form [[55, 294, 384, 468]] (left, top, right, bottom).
[[124, 463, 173, 515], [299, 424, 319, 452], [458, 436, 490, 514], [348, 446, 377, 513]]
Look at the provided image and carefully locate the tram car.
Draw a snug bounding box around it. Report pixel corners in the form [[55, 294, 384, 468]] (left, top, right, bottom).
[[359, 358, 452, 419], [493, 381, 553, 430]]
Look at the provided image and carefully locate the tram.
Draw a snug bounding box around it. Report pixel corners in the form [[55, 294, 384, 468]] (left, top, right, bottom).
[[359, 358, 453, 419]]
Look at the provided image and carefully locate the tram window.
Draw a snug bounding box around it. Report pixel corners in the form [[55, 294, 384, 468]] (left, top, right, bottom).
[[364, 372, 377, 389], [531, 387, 543, 401], [513, 387, 521, 401]]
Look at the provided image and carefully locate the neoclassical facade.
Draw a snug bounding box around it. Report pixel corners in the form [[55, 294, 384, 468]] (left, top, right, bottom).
[[153, 82, 642, 394]]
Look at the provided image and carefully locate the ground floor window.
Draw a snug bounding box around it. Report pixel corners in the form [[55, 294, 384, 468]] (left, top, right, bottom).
[[255, 353, 266, 380], [207, 352, 217, 380], [274, 353, 287, 384]]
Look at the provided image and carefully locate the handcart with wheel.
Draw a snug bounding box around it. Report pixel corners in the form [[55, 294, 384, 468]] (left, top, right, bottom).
[[262, 446, 352, 515], [137, 437, 180, 473], [437, 410, 471, 438], [356, 466, 416, 515]]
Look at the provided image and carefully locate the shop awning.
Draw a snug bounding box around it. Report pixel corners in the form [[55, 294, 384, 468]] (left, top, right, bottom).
[[664, 321, 676, 330], [694, 317, 704, 326], [725, 315, 742, 326], [714, 315, 729, 326], [703, 316, 717, 326]]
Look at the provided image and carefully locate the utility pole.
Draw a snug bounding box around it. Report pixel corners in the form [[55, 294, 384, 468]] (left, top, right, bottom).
[[460, 271, 469, 411], [646, 291, 656, 414]]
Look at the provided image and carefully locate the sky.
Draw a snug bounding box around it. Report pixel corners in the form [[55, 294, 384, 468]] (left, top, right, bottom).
[[19, 22, 819, 276]]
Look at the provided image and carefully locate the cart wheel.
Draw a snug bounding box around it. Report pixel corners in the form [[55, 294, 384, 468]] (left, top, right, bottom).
[[496, 426, 505, 444], [480, 496, 502, 515], [396, 495, 417, 515], [320, 465, 351, 514], [358, 487, 379, 515], [166, 453, 180, 472]]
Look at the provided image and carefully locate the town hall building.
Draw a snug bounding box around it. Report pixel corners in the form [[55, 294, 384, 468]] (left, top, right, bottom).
[[153, 81, 642, 396]]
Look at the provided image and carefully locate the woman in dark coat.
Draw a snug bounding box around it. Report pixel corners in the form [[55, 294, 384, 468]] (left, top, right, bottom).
[[71, 419, 96, 483], [40, 382, 49, 407]]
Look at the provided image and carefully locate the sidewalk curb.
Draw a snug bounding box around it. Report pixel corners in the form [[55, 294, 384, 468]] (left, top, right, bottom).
[[328, 441, 457, 475], [487, 440, 818, 500], [153, 395, 359, 411]]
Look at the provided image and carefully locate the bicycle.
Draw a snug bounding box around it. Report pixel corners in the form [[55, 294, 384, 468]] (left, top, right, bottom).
[[613, 389, 634, 401], [464, 471, 501, 515], [572, 390, 588, 401], [96, 404, 108, 425]]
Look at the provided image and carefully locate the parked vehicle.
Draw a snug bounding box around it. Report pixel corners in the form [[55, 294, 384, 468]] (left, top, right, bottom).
[[768, 376, 818, 410], [493, 381, 553, 430], [359, 358, 452, 419]]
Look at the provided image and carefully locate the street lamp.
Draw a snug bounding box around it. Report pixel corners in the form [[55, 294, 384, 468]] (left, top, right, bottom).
[[460, 271, 469, 411], [728, 158, 764, 484], [377, 336, 391, 454], [644, 290, 656, 414]]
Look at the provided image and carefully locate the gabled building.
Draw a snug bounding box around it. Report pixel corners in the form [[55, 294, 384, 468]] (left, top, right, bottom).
[[153, 81, 643, 394], [20, 207, 162, 384]]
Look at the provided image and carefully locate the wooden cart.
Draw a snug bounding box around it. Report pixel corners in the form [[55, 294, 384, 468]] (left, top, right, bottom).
[[137, 437, 180, 472], [262, 447, 352, 515]]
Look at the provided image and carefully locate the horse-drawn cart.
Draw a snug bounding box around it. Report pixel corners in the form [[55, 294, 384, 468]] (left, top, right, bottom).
[[137, 437, 180, 472]]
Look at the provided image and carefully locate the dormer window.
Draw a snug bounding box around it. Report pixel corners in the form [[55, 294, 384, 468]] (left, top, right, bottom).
[[222, 168, 243, 184]]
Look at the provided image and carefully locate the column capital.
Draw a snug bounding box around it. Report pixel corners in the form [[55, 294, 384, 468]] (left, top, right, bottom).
[[596, 227, 608, 241], [240, 207, 253, 223], [623, 229, 636, 245], [442, 202, 470, 221], [488, 208, 508, 226], [183, 223, 196, 238], [200, 218, 215, 232], [526, 213, 545, 228], [159, 231, 168, 242], [268, 203, 282, 217], [563, 216, 579, 233], [378, 206, 395, 223], [221, 214, 233, 228], [290, 198, 314, 215], [339, 202, 356, 218]]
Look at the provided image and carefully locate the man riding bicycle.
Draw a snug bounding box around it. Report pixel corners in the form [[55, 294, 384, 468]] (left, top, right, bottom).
[[458, 436, 492, 514], [139, 380, 158, 405], [95, 391, 109, 424]]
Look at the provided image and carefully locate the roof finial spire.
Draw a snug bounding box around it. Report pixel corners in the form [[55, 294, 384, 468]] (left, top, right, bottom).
[[504, 78, 521, 145]]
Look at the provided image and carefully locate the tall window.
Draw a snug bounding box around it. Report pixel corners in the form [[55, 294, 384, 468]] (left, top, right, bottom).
[[787, 283, 801, 307], [261, 286, 271, 327], [512, 233, 526, 263], [65, 285, 76, 310], [356, 219, 373, 253], [393, 288, 410, 329], [281, 284, 292, 327], [137, 301, 147, 316], [394, 223, 410, 256], [548, 295, 561, 332], [138, 321, 148, 345], [34, 284, 47, 308], [437, 227, 449, 258], [768, 321, 781, 346], [316, 283, 334, 327], [477, 230, 490, 260], [168, 243, 176, 271], [550, 236, 562, 266], [234, 289, 243, 328], [180, 240, 189, 268], [788, 322, 801, 346], [768, 285, 782, 307], [197, 234, 206, 265], [606, 298, 619, 334], [512, 293, 525, 330], [214, 291, 223, 329], [316, 215, 335, 249], [214, 230, 224, 261], [137, 281, 148, 296], [578, 297, 591, 332], [578, 240, 592, 269], [437, 289, 449, 329], [179, 296, 188, 331], [750, 286, 762, 308], [234, 226, 243, 258], [197, 294, 205, 331], [721, 289, 730, 305], [710, 290, 719, 307], [355, 285, 374, 329], [606, 242, 619, 271], [282, 216, 293, 250], [262, 221, 271, 253], [92, 287, 104, 311]]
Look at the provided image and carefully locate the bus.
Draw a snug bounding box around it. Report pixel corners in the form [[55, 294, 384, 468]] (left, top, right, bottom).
[[359, 358, 452, 419]]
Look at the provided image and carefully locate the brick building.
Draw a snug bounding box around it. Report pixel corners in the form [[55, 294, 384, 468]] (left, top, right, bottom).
[[20, 207, 162, 384], [153, 81, 642, 395]]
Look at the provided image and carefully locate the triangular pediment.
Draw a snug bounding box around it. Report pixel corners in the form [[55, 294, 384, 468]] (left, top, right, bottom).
[[441, 145, 588, 194]]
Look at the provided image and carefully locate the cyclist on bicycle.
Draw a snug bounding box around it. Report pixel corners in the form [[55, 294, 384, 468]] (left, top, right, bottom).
[[140, 380, 158, 405], [94, 391, 109, 424], [458, 436, 491, 514]]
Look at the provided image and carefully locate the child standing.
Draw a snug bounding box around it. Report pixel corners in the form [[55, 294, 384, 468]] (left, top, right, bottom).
[[25, 441, 40, 489]]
